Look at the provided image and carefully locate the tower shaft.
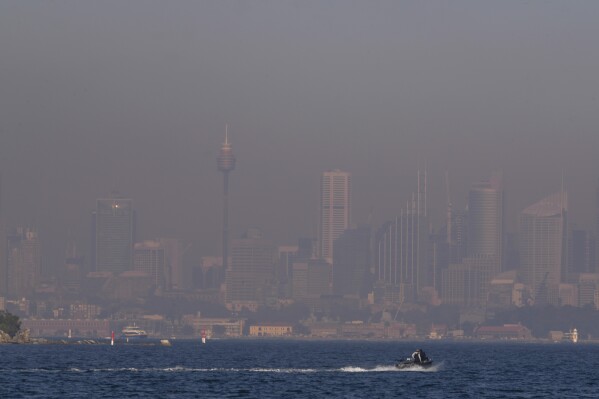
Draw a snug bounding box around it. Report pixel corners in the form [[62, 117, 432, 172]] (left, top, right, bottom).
[[222, 172, 230, 271]]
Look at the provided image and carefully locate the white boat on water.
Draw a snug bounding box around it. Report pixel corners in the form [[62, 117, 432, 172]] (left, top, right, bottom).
[[563, 328, 578, 343], [121, 325, 148, 339]]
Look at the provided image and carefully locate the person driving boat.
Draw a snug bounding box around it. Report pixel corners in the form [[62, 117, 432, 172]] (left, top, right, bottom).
[[411, 349, 428, 363]]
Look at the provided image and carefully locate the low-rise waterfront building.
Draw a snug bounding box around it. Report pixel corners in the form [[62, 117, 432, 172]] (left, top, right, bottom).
[[249, 323, 293, 337], [474, 324, 532, 340], [181, 315, 244, 337]]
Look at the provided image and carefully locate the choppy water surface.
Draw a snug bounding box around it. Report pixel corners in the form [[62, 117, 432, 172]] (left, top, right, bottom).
[[1, 340, 598, 398]]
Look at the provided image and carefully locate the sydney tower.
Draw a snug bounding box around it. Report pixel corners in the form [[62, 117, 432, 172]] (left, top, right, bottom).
[[216, 127, 236, 271]]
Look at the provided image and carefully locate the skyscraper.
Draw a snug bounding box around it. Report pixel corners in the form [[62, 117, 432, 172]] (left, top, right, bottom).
[[467, 176, 504, 277], [94, 193, 135, 275], [6, 227, 41, 298], [217, 126, 236, 273], [596, 178, 599, 271], [333, 226, 371, 298], [225, 229, 275, 308], [569, 229, 595, 274], [0, 173, 5, 295], [440, 176, 504, 308], [596, 178, 599, 238], [374, 201, 430, 303], [134, 240, 166, 288], [374, 171, 429, 304], [292, 259, 331, 302], [159, 238, 184, 290], [63, 240, 83, 295], [319, 170, 351, 263], [519, 192, 568, 305], [449, 210, 468, 264]]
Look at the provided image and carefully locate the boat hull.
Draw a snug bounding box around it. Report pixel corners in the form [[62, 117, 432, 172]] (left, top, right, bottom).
[[120, 334, 148, 340], [395, 359, 433, 369]]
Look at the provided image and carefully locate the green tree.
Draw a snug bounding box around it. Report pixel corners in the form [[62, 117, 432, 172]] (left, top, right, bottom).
[[0, 311, 21, 338]]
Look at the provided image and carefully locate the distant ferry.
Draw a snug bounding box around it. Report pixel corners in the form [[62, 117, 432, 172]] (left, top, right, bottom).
[[563, 328, 578, 343], [121, 325, 148, 339]]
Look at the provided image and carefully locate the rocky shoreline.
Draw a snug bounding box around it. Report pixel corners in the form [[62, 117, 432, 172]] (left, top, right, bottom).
[[0, 328, 32, 344]]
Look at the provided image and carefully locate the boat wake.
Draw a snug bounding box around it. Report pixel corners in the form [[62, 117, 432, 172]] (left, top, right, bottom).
[[340, 363, 442, 373], [339, 365, 399, 372], [7, 363, 442, 374], [396, 361, 443, 372]]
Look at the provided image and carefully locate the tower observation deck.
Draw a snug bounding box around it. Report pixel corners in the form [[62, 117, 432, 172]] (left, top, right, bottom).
[[217, 129, 236, 172]]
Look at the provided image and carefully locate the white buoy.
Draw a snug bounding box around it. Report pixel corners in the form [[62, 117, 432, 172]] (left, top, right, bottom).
[[111, 331, 114, 346], [201, 329, 206, 344]]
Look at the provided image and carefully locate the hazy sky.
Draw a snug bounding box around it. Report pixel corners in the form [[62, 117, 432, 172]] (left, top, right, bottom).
[[1, 1, 599, 268]]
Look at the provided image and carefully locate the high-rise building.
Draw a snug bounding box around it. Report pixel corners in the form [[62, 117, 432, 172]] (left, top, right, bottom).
[[63, 240, 83, 295], [333, 226, 371, 298], [134, 240, 166, 288], [374, 172, 430, 304], [319, 170, 351, 263], [292, 259, 331, 302], [596, 177, 599, 271], [578, 273, 599, 308], [276, 245, 299, 299], [449, 210, 468, 264], [466, 176, 504, 282], [276, 239, 318, 299], [441, 263, 480, 308], [93, 193, 135, 275], [519, 192, 568, 305], [439, 176, 503, 309], [217, 127, 236, 273], [194, 256, 226, 291], [0, 173, 5, 296], [159, 238, 184, 291], [596, 177, 599, 237], [225, 229, 275, 308], [6, 227, 41, 298], [569, 229, 596, 275], [375, 220, 427, 300], [467, 177, 504, 271]]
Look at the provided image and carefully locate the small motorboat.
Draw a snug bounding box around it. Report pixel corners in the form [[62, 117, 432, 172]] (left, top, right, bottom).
[[395, 357, 433, 369]]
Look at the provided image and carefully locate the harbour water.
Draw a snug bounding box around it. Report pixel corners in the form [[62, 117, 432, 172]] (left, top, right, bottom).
[[1, 340, 597, 398]]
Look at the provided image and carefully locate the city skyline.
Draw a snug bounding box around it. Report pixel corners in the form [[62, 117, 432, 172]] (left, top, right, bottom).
[[0, 162, 597, 273], [1, 1, 599, 275], [3, 160, 595, 317], [7, 8, 599, 399]]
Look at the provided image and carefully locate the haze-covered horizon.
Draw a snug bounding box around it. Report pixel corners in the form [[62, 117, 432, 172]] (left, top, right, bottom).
[[1, 1, 599, 270]]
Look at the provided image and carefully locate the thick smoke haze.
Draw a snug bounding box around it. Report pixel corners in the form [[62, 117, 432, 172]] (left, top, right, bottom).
[[1, 1, 598, 271]]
